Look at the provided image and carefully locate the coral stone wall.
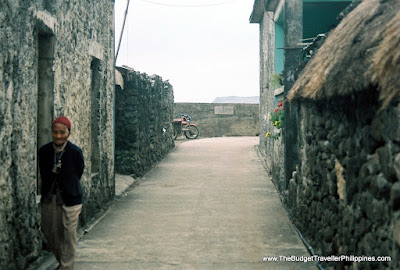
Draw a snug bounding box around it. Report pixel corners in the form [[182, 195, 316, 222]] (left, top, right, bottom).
[[0, 1, 115, 269], [115, 68, 175, 177], [287, 91, 400, 270], [174, 103, 259, 138]]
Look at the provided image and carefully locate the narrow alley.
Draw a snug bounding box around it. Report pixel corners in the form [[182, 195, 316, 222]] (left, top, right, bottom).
[[70, 137, 313, 269], [3, 1, 400, 269]]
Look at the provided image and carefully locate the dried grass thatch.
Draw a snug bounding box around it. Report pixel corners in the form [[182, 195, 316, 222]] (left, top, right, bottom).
[[370, 11, 400, 109], [288, 0, 400, 109]]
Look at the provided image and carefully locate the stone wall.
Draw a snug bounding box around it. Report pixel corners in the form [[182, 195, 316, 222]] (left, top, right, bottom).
[[115, 67, 175, 177], [174, 103, 259, 138], [252, 8, 285, 189], [285, 90, 400, 269], [258, 11, 277, 174], [0, 1, 115, 269]]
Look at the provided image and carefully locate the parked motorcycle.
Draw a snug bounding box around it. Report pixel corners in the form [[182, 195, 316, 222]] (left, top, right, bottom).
[[172, 114, 199, 139]]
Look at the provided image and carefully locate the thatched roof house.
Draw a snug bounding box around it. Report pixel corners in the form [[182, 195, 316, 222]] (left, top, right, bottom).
[[288, 0, 400, 110]]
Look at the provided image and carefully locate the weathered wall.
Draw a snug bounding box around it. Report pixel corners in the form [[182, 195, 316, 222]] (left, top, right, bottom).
[[258, 11, 277, 173], [283, 0, 302, 187], [0, 1, 115, 269], [115, 67, 175, 177], [286, 91, 400, 269], [174, 103, 259, 138], [253, 8, 285, 192]]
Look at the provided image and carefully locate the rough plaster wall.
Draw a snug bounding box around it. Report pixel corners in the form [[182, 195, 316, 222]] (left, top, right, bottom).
[[258, 11, 284, 188], [48, 0, 115, 229], [0, 1, 115, 269], [283, 0, 302, 187], [0, 2, 43, 268], [258, 15, 268, 156], [258, 12, 275, 171]]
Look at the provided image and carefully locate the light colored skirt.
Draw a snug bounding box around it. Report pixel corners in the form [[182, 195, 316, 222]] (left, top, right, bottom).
[[41, 195, 82, 270]]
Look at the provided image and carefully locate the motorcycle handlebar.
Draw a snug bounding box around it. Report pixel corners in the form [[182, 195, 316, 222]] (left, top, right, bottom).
[[179, 114, 191, 120]]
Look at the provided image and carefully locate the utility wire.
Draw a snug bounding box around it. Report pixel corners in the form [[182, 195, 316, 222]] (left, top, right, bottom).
[[115, 0, 235, 64], [115, 0, 131, 64], [139, 0, 236, 7]]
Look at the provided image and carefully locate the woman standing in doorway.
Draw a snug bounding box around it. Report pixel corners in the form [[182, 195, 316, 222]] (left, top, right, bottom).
[[39, 116, 84, 270]]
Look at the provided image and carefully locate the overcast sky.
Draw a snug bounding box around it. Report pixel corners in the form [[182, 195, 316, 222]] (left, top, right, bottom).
[[114, 0, 260, 103]]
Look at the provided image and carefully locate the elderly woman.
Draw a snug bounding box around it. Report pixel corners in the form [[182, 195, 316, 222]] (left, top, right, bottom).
[[39, 116, 84, 270]]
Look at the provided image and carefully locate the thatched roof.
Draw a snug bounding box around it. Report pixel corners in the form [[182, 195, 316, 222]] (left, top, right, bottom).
[[370, 10, 400, 109], [288, 0, 400, 109]]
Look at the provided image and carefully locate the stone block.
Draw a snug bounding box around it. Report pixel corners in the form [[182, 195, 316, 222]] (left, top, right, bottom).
[[382, 105, 400, 142], [391, 182, 400, 211], [288, 178, 297, 207], [331, 133, 341, 149], [394, 153, 400, 181], [377, 145, 395, 181], [359, 154, 380, 177], [369, 173, 390, 200], [366, 199, 388, 225], [394, 220, 400, 246], [335, 159, 346, 201]]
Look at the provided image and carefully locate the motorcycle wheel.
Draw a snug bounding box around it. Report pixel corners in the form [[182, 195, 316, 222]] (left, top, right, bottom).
[[184, 125, 199, 139], [173, 128, 179, 140]]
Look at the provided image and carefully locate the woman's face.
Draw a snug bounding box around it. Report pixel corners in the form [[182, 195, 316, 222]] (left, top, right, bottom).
[[52, 123, 69, 146]]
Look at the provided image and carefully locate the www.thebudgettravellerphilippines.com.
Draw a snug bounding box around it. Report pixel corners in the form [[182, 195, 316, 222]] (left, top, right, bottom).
[[262, 255, 392, 263]]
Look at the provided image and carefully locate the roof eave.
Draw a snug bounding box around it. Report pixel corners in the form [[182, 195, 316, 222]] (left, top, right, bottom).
[[249, 0, 264, 23], [250, 0, 283, 23]]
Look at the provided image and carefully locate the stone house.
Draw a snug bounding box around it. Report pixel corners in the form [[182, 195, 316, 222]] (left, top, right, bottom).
[[287, 1, 400, 268], [0, 1, 115, 269], [250, 0, 352, 190], [252, 0, 400, 269]]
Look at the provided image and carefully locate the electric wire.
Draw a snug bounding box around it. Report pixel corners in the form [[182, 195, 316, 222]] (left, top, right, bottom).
[[116, 0, 131, 64]]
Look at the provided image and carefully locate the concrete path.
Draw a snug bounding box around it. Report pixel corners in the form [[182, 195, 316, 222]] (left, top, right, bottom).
[[74, 137, 316, 269]]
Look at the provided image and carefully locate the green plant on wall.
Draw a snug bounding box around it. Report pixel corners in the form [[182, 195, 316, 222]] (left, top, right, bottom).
[[266, 101, 284, 140], [269, 73, 284, 89]]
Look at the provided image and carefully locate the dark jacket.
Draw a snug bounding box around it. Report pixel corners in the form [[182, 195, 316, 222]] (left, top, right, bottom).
[[39, 141, 85, 206]]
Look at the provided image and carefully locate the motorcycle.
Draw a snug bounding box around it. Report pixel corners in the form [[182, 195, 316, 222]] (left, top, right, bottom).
[[172, 114, 199, 139]]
